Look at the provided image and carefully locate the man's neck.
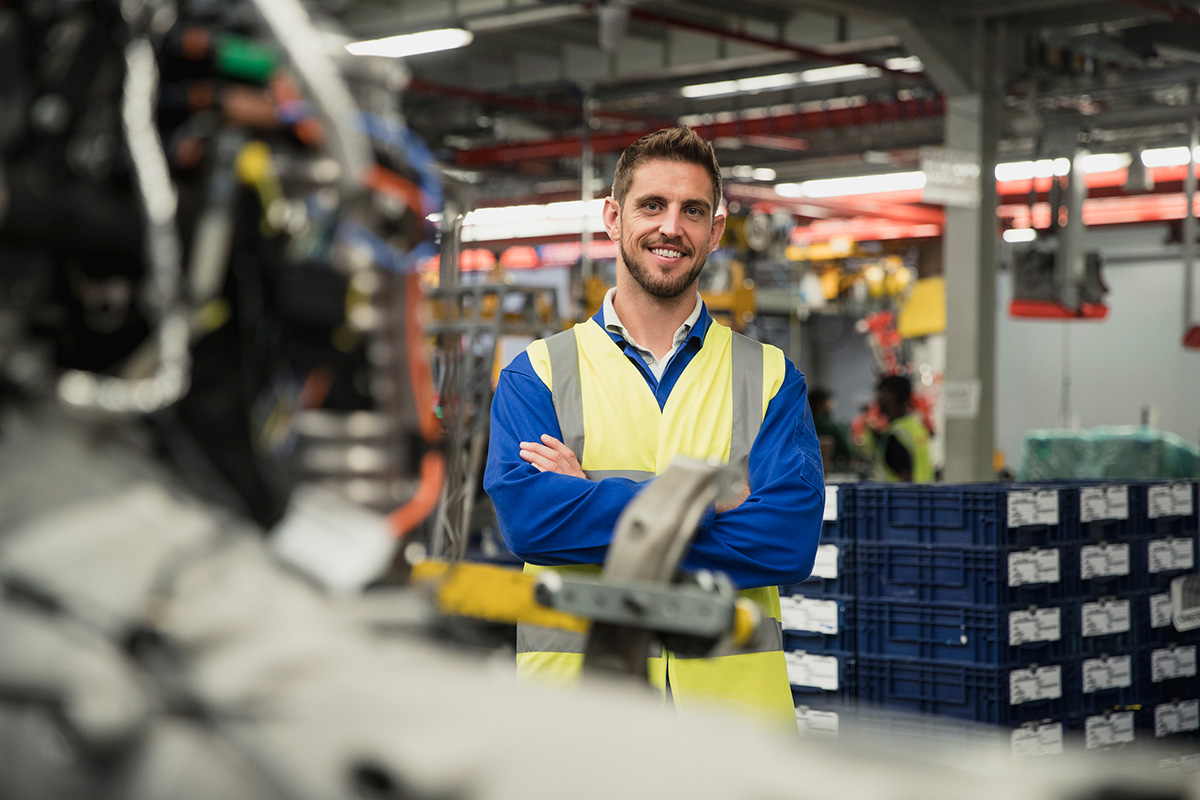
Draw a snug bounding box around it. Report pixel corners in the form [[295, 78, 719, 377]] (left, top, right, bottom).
[[611, 276, 697, 359]]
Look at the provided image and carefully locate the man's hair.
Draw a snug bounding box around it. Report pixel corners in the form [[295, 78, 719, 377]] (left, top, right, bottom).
[[877, 374, 913, 406], [611, 127, 722, 209]]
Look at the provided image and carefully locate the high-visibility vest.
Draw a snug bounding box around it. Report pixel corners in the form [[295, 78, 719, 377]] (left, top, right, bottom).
[[873, 413, 934, 483], [516, 317, 796, 730]]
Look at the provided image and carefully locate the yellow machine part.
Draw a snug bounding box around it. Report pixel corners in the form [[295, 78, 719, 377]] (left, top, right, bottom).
[[410, 560, 762, 648]]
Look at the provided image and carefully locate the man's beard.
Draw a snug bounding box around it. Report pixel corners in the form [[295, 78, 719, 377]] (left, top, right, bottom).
[[619, 238, 708, 299]]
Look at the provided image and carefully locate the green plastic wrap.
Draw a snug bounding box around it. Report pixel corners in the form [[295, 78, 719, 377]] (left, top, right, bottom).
[[1017, 426, 1200, 481]]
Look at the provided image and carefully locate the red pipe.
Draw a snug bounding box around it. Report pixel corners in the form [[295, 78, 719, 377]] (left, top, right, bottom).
[[453, 94, 946, 167]]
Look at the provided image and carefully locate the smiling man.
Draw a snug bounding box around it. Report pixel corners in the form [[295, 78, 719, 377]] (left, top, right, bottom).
[[483, 127, 825, 730]]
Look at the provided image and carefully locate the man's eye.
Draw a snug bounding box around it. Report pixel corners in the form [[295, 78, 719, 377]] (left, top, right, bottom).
[[644, 202, 660, 211], [686, 207, 703, 217]]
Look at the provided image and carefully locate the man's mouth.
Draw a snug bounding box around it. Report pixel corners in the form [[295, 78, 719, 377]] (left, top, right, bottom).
[[647, 245, 688, 259]]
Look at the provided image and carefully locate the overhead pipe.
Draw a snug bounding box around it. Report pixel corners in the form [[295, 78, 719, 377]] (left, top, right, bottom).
[[626, 8, 929, 81], [454, 93, 947, 167]]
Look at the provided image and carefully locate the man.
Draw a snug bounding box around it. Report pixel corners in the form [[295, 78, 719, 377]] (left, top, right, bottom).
[[483, 127, 825, 730], [872, 374, 934, 483]]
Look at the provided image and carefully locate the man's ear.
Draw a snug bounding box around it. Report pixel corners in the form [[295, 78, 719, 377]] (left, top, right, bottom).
[[602, 196, 621, 241], [708, 212, 727, 253]]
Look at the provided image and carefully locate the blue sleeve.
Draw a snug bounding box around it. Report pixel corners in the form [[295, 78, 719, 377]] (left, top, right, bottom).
[[482, 352, 643, 565], [679, 362, 826, 589]]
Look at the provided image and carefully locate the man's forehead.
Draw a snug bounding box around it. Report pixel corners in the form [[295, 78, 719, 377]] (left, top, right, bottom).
[[626, 159, 716, 204]]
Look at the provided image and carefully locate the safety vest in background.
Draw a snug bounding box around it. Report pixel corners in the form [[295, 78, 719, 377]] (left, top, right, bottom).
[[516, 317, 796, 730], [873, 413, 934, 483]]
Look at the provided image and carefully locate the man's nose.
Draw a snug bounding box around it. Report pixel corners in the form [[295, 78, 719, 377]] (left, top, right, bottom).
[[658, 207, 683, 238]]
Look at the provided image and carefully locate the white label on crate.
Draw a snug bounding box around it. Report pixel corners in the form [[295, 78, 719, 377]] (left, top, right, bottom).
[[795, 707, 839, 738], [1008, 548, 1061, 587], [786, 651, 839, 691], [823, 485, 839, 522], [1155, 700, 1200, 737], [1158, 754, 1200, 774], [1151, 592, 1173, 628], [1009, 607, 1062, 645], [1010, 665, 1062, 704], [810, 544, 839, 580], [1152, 646, 1198, 682], [1083, 655, 1133, 693], [781, 596, 840, 635], [1008, 490, 1060, 528], [1149, 539, 1195, 573], [1080, 542, 1131, 579], [1081, 598, 1132, 637], [1085, 712, 1136, 749], [1011, 723, 1064, 759], [1080, 486, 1130, 523], [1149, 482, 1196, 519]]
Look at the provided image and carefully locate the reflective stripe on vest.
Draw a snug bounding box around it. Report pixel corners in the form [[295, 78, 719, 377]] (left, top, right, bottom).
[[542, 325, 764, 475], [518, 319, 794, 728]]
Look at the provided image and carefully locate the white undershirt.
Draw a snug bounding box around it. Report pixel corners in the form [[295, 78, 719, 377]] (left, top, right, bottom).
[[601, 288, 703, 381]]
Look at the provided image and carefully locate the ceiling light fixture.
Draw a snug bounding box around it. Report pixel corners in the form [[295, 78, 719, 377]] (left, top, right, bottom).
[[345, 28, 473, 58]]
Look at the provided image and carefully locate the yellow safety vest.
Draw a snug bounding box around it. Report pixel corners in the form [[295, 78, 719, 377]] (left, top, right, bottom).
[[516, 317, 796, 730], [873, 413, 934, 483]]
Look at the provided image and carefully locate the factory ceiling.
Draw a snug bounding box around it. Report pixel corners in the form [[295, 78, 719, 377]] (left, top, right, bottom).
[[333, 1, 1200, 205]]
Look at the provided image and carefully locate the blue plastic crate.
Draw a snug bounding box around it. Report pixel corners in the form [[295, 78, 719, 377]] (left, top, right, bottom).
[[782, 542, 855, 599], [1067, 708, 1141, 750], [854, 483, 1078, 548], [1074, 596, 1137, 656], [782, 595, 855, 653], [1077, 536, 1144, 596], [1135, 698, 1200, 743], [787, 648, 855, 706], [855, 542, 1081, 605], [1133, 481, 1198, 539], [1137, 643, 1200, 706], [1134, 589, 1200, 649], [856, 654, 1074, 727], [1074, 482, 1142, 543], [1073, 652, 1141, 715], [1141, 532, 1199, 593], [855, 599, 1074, 666], [820, 484, 856, 544]]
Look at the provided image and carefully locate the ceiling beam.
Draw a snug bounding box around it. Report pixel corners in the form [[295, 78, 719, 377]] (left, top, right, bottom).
[[452, 94, 947, 166]]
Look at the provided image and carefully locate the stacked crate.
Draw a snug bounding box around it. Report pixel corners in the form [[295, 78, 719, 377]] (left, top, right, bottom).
[[1128, 481, 1200, 749], [780, 484, 856, 737], [849, 483, 1080, 754]]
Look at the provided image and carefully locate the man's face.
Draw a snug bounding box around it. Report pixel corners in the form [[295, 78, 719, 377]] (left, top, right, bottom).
[[876, 389, 901, 420], [602, 159, 725, 300]]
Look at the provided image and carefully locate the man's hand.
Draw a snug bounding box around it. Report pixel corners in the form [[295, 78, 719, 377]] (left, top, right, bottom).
[[519, 434, 586, 479]]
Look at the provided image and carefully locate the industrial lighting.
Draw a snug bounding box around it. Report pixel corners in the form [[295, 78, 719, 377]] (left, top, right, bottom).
[[345, 27, 473, 58], [1140, 145, 1200, 168], [776, 171, 926, 198], [729, 165, 777, 181], [458, 198, 606, 243], [1003, 228, 1038, 243], [681, 56, 922, 99]]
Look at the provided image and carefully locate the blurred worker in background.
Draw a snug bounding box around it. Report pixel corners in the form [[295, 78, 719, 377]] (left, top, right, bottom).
[[807, 386, 855, 475], [872, 374, 933, 483], [484, 126, 825, 731]]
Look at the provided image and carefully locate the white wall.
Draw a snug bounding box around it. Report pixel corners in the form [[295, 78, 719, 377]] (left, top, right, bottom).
[[994, 224, 1200, 470]]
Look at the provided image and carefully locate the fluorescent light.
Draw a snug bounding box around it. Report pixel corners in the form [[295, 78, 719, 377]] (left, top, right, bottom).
[[1080, 153, 1132, 173], [1141, 145, 1200, 167], [789, 171, 926, 197], [1003, 228, 1037, 243], [346, 28, 473, 58], [681, 73, 798, 99], [799, 63, 878, 84], [459, 198, 606, 243], [884, 56, 924, 72], [751, 167, 777, 181]]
